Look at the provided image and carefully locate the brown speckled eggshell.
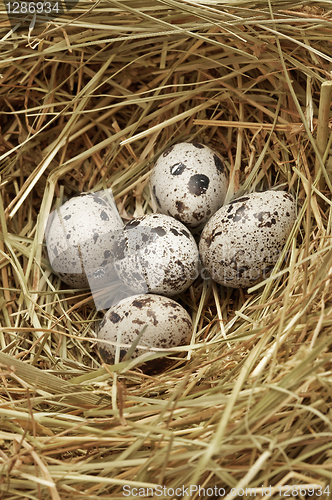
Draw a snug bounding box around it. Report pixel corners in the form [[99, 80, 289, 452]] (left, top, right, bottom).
[[150, 142, 228, 228], [98, 294, 192, 364], [199, 190, 296, 288], [46, 193, 123, 288], [113, 214, 199, 297]]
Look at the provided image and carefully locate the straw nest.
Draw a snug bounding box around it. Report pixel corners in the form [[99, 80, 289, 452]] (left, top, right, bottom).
[[1, 1, 332, 499]]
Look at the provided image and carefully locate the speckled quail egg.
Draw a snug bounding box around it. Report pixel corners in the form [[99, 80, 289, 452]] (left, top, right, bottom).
[[98, 294, 192, 364], [113, 213, 199, 296], [150, 142, 228, 228], [46, 192, 123, 289], [199, 190, 296, 288]]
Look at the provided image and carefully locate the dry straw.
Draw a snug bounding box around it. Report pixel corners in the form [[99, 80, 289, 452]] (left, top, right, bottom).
[[1, 0, 332, 498]]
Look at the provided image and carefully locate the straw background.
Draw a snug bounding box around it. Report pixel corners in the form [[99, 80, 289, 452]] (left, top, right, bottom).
[[1, 1, 332, 499]]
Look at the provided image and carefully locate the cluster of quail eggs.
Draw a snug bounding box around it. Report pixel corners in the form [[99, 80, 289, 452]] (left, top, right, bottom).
[[46, 141, 296, 370]]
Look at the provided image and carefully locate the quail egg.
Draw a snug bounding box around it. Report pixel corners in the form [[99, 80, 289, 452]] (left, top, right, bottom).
[[150, 142, 228, 228], [98, 294, 193, 364], [113, 213, 199, 296], [199, 190, 296, 288], [46, 192, 123, 288]]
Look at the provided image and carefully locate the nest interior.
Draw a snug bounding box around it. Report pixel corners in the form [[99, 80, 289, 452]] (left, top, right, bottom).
[[1, 1, 332, 498]]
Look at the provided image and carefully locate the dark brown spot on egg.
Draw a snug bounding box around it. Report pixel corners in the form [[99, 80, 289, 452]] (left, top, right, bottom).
[[151, 226, 166, 236], [93, 232, 99, 243], [132, 297, 153, 308], [283, 193, 294, 201], [192, 211, 204, 221], [109, 311, 121, 323], [100, 210, 109, 221], [147, 309, 158, 325], [232, 205, 248, 222], [181, 317, 192, 327], [163, 301, 179, 309], [229, 196, 250, 205], [170, 162, 186, 176], [152, 185, 161, 208], [203, 234, 213, 248], [163, 146, 174, 157], [188, 174, 209, 196], [254, 211, 277, 228], [104, 250, 111, 259], [180, 229, 191, 239], [132, 318, 145, 325], [175, 200, 186, 213], [64, 214, 71, 220], [214, 154, 225, 174], [93, 196, 107, 206], [170, 228, 180, 236], [99, 316, 107, 329], [126, 219, 141, 228], [205, 228, 223, 247]]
